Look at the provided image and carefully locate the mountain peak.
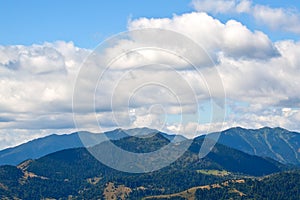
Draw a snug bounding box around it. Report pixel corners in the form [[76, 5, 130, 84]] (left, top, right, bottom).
[[224, 126, 291, 133], [118, 127, 159, 135], [215, 126, 300, 165]]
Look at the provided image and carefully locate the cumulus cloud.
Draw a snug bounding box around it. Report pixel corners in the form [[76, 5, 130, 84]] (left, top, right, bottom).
[[0, 41, 90, 113], [126, 12, 300, 136], [0, 42, 90, 139], [191, 0, 300, 34], [128, 12, 278, 60], [217, 40, 300, 105]]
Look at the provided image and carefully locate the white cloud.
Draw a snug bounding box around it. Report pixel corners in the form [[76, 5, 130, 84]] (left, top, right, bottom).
[[217, 40, 300, 107], [253, 5, 300, 33], [0, 41, 90, 114], [191, 0, 245, 14], [192, 0, 300, 34], [0, 41, 91, 150], [128, 12, 278, 60], [128, 12, 300, 136]]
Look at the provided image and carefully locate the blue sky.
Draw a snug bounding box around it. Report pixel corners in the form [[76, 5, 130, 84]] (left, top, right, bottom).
[[1, 0, 299, 48], [0, 0, 193, 48], [1, 0, 300, 149]]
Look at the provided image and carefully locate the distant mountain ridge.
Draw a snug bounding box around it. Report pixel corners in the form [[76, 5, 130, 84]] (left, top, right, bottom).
[[0, 133, 84, 166], [207, 127, 300, 166], [1, 126, 300, 167], [0, 133, 286, 199], [0, 128, 186, 166]]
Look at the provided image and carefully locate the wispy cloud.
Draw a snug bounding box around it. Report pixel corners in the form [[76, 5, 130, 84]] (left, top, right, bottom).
[[191, 0, 300, 34]]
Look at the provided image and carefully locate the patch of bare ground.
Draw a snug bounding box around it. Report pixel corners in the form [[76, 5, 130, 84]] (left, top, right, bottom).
[[87, 177, 101, 185], [17, 160, 48, 184], [0, 182, 8, 190], [17, 159, 33, 171], [229, 188, 245, 196], [143, 179, 246, 200], [22, 171, 48, 180], [103, 182, 132, 200], [18, 171, 48, 185]]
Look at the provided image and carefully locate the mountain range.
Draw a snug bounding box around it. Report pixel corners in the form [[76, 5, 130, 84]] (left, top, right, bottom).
[[211, 127, 300, 165], [0, 131, 292, 199], [0, 128, 186, 166], [0, 127, 300, 199], [1, 126, 299, 167]]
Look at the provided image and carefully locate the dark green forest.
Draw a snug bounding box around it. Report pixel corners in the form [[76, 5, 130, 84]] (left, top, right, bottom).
[[0, 133, 299, 199]]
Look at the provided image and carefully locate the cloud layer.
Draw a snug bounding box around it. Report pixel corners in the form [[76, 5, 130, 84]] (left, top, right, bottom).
[[1, 11, 300, 149]]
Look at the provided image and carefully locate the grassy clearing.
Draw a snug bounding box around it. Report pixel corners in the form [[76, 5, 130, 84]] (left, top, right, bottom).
[[196, 169, 230, 176], [143, 179, 245, 200]]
